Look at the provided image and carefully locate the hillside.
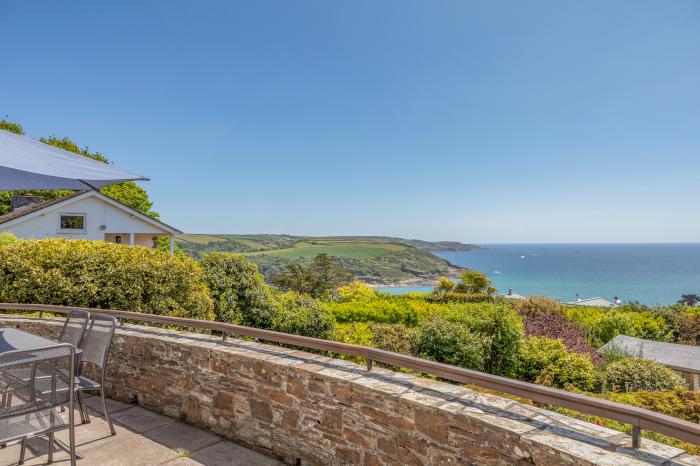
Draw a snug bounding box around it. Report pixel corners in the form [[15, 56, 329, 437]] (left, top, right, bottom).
[[175, 234, 474, 284]]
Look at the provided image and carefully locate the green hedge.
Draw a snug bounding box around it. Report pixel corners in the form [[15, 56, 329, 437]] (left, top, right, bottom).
[[601, 357, 687, 393], [516, 336, 596, 391], [416, 304, 524, 377], [0, 238, 213, 319]]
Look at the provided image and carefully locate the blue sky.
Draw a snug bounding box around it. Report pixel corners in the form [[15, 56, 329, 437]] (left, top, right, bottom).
[[1, 1, 698, 243]]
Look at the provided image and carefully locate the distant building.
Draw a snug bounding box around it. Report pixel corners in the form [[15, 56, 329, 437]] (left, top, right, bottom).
[[0, 191, 181, 254], [600, 335, 700, 390], [501, 289, 527, 300], [567, 293, 622, 308]]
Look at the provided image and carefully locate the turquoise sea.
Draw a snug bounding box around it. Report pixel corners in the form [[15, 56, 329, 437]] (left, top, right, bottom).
[[378, 244, 700, 306]]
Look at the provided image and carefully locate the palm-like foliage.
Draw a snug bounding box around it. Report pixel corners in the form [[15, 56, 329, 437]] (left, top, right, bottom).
[[678, 294, 700, 307]]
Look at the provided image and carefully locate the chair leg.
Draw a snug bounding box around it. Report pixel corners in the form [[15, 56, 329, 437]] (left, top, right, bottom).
[[76, 391, 90, 424], [18, 438, 26, 464], [47, 432, 54, 464], [68, 419, 76, 466], [100, 388, 115, 435]]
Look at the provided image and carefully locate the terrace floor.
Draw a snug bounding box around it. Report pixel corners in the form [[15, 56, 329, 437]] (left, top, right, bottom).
[[0, 395, 283, 466]]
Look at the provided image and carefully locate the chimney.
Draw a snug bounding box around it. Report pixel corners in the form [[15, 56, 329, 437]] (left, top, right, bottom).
[[11, 194, 45, 212]]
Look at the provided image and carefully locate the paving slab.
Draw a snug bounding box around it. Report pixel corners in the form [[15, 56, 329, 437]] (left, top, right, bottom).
[[167, 440, 283, 466], [144, 421, 222, 453], [82, 393, 134, 416], [112, 406, 176, 433], [0, 403, 281, 466]]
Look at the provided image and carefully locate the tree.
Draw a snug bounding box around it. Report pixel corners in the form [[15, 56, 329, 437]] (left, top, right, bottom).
[[0, 118, 158, 218], [201, 252, 275, 326], [41, 135, 158, 219], [272, 254, 353, 298], [454, 270, 492, 294], [433, 276, 455, 295], [307, 253, 353, 296], [0, 118, 24, 135], [678, 294, 700, 307]]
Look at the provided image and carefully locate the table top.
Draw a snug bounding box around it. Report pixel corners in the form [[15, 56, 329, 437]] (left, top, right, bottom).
[[0, 328, 65, 353]]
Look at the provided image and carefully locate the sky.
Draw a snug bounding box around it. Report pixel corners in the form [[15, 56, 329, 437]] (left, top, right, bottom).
[[1, 1, 699, 243]]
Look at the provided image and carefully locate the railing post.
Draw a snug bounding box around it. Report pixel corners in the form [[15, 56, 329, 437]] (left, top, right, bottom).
[[632, 425, 641, 449], [366, 358, 373, 371]]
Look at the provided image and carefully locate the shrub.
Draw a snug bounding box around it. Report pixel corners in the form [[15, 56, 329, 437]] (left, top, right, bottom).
[[566, 307, 670, 347], [417, 315, 486, 371], [522, 313, 600, 362], [517, 337, 596, 391], [675, 307, 700, 345], [416, 303, 523, 376], [601, 357, 687, 393], [513, 295, 564, 316], [336, 281, 375, 302], [601, 389, 700, 424], [201, 252, 274, 326], [0, 238, 213, 319], [335, 323, 374, 346], [368, 323, 420, 355], [462, 304, 524, 376], [0, 231, 18, 247], [328, 295, 431, 325], [425, 292, 490, 304], [269, 291, 335, 340]]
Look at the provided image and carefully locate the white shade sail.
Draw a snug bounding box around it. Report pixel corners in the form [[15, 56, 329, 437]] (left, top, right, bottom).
[[0, 129, 148, 190]]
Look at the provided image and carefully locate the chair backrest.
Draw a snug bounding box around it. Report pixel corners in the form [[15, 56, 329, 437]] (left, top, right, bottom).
[[0, 344, 76, 420], [80, 313, 117, 369], [58, 310, 91, 348]]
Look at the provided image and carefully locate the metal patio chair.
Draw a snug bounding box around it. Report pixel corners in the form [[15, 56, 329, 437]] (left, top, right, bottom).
[[57, 310, 91, 348], [5, 310, 90, 414], [74, 313, 117, 435], [0, 344, 77, 466]]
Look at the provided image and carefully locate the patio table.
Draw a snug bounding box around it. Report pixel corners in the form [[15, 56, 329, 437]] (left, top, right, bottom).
[[0, 328, 63, 354], [0, 327, 83, 459]]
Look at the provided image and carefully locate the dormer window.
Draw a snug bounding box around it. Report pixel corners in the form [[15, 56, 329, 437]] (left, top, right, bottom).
[[59, 214, 86, 232]]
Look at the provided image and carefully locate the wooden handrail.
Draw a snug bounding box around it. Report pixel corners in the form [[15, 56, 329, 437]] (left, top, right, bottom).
[[1, 302, 699, 449]]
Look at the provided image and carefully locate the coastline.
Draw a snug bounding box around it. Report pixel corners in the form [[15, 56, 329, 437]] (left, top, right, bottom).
[[364, 265, 463, 289]]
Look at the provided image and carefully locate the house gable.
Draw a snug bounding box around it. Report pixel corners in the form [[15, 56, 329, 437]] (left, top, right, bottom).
[[0, 191, 180, 241]]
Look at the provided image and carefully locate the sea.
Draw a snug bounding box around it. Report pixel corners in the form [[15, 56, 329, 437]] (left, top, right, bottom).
[[377, 244, 700, 306]]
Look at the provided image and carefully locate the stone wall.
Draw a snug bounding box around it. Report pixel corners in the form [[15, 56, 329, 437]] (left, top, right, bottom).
[[1, 316, 698, 466]]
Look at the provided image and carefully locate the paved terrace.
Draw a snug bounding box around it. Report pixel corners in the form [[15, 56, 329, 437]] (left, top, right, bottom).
[[0, 395, 282, 466]]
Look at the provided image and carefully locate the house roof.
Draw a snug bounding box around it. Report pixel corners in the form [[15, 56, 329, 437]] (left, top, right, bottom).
[[599, 335, 700, 374], [567, 297, 614, 307], [501, 292, 527, 300], [0, 190, 181, 235], [0, 191, 86, 225]]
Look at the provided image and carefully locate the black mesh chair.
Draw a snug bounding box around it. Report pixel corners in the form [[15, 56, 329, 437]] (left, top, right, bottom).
[[0, 344, 77, 466], [75, 313, 117, 435], [57, 310, 91, 348]]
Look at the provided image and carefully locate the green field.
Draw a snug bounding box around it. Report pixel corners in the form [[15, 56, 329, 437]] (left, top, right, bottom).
[[175, 234, 471, 283], [243, 241, 404, 260]]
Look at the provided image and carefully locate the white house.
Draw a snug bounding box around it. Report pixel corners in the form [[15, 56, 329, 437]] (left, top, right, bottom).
[[0, 190, 181, 254]]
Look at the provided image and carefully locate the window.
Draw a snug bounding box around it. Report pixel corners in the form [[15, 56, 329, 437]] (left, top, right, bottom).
[[59, 214, 85, 231], [115, 235, 122, 244]]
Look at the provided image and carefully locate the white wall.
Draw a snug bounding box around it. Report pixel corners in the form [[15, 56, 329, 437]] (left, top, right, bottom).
[[2, 195, 170, 247]]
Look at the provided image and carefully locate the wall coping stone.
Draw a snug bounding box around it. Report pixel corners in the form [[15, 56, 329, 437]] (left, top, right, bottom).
[[1, 315, 698, 466]]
